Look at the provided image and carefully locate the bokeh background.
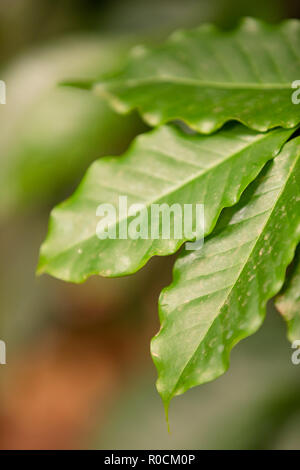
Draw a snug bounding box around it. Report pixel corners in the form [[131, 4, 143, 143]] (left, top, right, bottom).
[[1, 0, 300, 450]]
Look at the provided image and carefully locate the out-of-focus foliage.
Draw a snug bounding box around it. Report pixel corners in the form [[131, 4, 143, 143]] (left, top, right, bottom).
[[276, 247, 300, 342], [0, 0, 288, 63], [0, 35, 145, 216]]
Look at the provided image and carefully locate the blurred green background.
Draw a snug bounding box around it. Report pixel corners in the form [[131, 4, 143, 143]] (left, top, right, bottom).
[[0, 0, 300, 450]]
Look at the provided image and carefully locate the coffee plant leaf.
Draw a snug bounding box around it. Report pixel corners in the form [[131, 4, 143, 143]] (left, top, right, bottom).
[[91, 18, 300, 134], [151, 138, 300, 410], [38, 124, 292, 282]]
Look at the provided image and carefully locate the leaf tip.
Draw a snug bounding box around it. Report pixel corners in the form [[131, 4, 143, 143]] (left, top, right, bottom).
[[164, 401, 171, 434]]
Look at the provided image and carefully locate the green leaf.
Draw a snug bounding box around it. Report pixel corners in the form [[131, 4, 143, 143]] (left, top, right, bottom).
[[275, 247, 300, 342], [92, 18, 300, 134], [38, 124, 293, 282], [151, 137, 300, 410]]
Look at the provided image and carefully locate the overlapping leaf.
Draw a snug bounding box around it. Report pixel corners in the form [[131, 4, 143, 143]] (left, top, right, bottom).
[[89, 18, 300, 134], [275, 248, 300, 342], [151, 138, 300, 410], [38, 124, 293, 282]]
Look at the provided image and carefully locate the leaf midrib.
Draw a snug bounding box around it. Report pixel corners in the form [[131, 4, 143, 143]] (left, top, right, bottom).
[[97, 76, 292, 91]]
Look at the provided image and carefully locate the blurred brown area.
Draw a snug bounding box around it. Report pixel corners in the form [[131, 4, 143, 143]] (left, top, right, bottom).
[[0, 256, 171, 450], [1, 329, 122, 449], [0, 212, 175, 449], [1, 0, 300, 450]]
